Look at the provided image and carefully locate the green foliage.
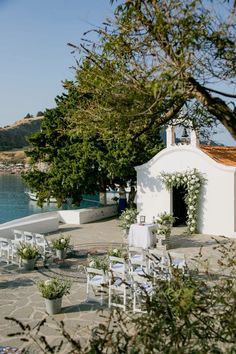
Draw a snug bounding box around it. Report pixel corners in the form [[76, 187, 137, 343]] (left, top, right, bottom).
[[107, 247, 124, 258], [8, 239, 236, 353], [16, 242, 40, 260], [87, 254, 109, 272], [154, 212, 176, 236], [51, 235, 72, 251], [160, 169, 204, 233], [88, 248, 124, 272], [77, 0, 236, 138], [119, 208, 139, 230], [37, 277, 71, 300], [23, 80, 163, 203]]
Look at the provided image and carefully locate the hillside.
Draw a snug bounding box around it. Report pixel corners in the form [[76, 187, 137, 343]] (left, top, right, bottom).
[[0, 116, 43, 151]]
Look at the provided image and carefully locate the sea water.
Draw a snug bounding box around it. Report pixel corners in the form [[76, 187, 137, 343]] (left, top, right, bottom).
[[0, 174, 100, 224]]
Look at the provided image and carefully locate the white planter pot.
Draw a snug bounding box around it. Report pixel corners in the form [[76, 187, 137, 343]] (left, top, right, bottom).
[[56, 249, 67, 260], [44, 297, 62, 315], [22, 258, 36, 271]]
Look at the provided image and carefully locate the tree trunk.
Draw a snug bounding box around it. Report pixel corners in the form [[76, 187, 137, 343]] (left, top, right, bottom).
[[188, 77, 236, 140], [99, 191, 107, 205]]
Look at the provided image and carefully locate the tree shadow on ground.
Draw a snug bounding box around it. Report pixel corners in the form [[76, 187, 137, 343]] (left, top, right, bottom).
[[0, 278, 34, 289], [169, 234, 229, 249], [62, 301, 106, 313]]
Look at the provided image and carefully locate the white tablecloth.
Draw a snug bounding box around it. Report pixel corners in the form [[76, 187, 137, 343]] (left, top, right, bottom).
[[128, 223, 157, 249]]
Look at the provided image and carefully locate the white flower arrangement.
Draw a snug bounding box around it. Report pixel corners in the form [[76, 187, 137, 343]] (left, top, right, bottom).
[[107, 247, 124, 258], [153, 212, 176, 237], [160, 169, 204, 234], [119, 208, 138, 230], [37, 277, 71, 300]]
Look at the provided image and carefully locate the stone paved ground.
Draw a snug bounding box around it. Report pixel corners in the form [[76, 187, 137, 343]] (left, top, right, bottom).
[[0, 217, 234, 352]]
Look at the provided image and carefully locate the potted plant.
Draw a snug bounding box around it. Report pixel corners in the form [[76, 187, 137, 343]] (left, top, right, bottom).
[[16, 242, 40, 270], [88, 254, 109, 273], [119, 208, 138, 240], [51, 235, 72, 260], [107, 247, 124, 258], [37, 277, 71, 315], [154, 212, 176, 249]]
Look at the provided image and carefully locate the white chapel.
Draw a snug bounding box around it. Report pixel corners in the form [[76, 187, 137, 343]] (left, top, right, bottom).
[[135, 126, 236, 238]]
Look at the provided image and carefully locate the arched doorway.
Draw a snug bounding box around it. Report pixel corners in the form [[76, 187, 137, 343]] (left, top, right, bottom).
[[172, 185, 187, 226]]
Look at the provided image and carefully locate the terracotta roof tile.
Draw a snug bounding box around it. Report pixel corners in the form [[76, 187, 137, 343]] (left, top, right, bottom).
[[200, 145, 236, 167]]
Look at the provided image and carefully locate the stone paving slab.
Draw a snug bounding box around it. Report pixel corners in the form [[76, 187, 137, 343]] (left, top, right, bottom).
[[0, 217, 234, 352]]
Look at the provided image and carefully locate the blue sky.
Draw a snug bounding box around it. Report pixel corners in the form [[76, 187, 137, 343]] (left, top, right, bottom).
[[0, 0, 115, 124], [0, 0, 235, 146]]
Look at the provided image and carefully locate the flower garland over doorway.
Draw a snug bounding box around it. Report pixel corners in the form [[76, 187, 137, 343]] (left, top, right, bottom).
[[160, 169, 204, 234]]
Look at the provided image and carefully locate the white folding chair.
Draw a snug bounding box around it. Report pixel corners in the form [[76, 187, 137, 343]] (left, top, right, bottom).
[[148, 248, 170, 281], [85, 267, 107, 305], [108, 255, 131, 311], [108, 268, 130, 311], [128, 246, 145, 263], [10, 240, 22, 267], [23, 231, 35, 245], [12, 229, 25, 243], [131, 272, 153, 313], [128, 248, 149, 276], [109, 256, 127, 274], [168, 251, 187, 275], [0, 237, 12, 264], [34, 233, 52, 259]]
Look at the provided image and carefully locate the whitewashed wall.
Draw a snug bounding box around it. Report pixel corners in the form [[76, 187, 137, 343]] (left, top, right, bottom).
[[136, 145, 236, 238], [0, 205, 118, 239]]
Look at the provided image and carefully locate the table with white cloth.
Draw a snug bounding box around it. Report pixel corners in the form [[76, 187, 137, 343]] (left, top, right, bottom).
[[128, 223, 157, 249]]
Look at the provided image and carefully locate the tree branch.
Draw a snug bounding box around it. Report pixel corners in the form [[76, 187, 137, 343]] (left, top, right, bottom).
[[188, 77, 236, 140], [204, 86, 236, 99]]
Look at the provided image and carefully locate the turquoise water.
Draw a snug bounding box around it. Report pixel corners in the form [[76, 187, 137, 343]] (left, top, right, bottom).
[[0, 174, 100, 224]]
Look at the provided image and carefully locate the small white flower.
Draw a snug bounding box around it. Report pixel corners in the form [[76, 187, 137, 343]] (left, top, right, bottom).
[[190, 227, 195, 232], [172, 176, 175, 180], [113, 249, 118, 254], [44, 280, 53, 286], [89, 261, 95, 267], [60, 238, 65, 244], [189, 205, 195, 210], [183, 177, 187, 182]]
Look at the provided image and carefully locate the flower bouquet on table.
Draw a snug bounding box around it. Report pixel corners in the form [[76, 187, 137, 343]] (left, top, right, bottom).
[[16, 242, 40, 270], [119, 208, 138, 233], [51, 235, 72, 260], [153, 212, 176, 249], [37, 277, 71, 314]]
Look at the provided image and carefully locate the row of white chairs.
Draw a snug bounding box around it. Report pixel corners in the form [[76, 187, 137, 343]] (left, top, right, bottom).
[[0, 230, 52, 265], [85, 247, 187, 313], [13, 230, 52, 257]]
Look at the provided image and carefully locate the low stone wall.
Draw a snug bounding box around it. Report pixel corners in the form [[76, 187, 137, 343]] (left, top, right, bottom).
[[0, 212, 59, 239], [0, 205, 118, 239], [57, 204, 118, 224]]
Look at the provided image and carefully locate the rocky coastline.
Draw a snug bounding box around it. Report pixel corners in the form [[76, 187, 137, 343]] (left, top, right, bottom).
[[0, 162, 28, 174]]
